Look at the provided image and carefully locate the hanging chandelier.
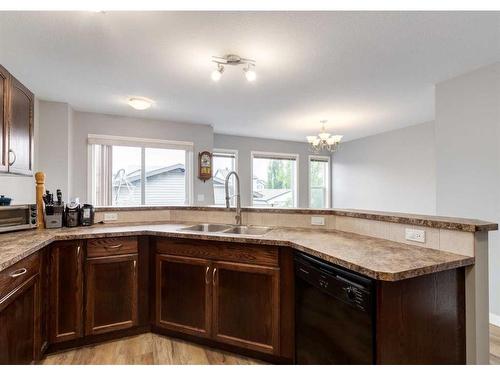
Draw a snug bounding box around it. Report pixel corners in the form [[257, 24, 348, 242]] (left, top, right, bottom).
[[306, 120, 343, 153]]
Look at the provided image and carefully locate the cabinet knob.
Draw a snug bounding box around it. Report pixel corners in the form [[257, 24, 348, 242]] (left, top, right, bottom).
[[8, 149, 16, 166]]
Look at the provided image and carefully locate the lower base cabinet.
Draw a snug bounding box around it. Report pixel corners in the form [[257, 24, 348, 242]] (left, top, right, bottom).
[[0, 274, 40, 364], [85, 254, 138, 335]]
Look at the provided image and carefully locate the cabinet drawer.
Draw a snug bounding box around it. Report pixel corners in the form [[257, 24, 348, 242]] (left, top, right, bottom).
[[0, 252, 39, 299], [87, 236, 138, 258], [155, 238, 278, 267]]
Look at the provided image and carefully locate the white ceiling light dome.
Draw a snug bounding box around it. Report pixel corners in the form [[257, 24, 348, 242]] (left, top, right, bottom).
[[128, 97, 154, 110]]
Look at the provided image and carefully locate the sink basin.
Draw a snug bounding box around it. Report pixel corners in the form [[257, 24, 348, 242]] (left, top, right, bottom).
[[180, 223, 234, 232], [222, 226, 272, 236]]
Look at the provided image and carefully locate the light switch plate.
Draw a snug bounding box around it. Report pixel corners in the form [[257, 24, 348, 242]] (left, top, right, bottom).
[[311, 216, 326, 226], [104, 213, 118, 221], [405, 228, 425, 243]]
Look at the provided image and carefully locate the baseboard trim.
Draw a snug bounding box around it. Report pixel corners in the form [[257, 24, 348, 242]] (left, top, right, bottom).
[[490, 313, 500, 327]]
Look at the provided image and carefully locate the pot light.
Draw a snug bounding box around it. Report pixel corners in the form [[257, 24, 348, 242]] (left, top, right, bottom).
[[211, 64, 224, 81], [128, 97, 153, 110]]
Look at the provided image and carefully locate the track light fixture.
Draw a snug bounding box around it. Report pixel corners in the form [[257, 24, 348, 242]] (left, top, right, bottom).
[[211, 54, 257, 82]]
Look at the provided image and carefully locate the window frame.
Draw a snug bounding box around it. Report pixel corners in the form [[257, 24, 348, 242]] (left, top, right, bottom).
[[87, 134, 194, 206], [308, 155, 331, 209], [250, 151, 299, 208], [212, 148, 239, 206]]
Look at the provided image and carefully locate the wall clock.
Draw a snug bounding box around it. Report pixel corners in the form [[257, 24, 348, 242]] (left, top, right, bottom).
[[198, 151, 212, 182]]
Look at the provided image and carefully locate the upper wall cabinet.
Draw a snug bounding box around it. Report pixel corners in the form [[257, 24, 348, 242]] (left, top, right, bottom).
[[0, 64, 35, 176]]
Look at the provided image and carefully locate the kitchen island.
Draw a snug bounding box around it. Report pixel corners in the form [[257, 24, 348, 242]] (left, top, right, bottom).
[[0, 207, 496, 364]]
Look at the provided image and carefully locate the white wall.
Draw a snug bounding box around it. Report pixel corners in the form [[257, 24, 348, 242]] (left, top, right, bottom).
[[0, 99, 39, 204], [214, 134, 330, 208], [71, 111, 214, 205], [332, 121, 436, 214], [435, 62, 500, 318], [37, 100, 73, 202]]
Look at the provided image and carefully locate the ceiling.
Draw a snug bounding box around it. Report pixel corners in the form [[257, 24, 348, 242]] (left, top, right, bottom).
[[0, 11, 499, 142]]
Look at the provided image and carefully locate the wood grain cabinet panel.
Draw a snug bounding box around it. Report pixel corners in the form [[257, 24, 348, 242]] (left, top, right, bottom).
[[212, 261, 280, 355], [155, 254, 212, 338], [85, 254, 138, 335], [0, 275, 41, 364], [7, 75, 34, 175], [49, 241, 84, 343], [0, 64, 8, 172]]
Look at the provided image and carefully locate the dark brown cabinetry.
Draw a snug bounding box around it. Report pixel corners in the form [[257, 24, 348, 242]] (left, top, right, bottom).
[[212, 261, 280, 354], [0, 64, 34, 176], [85, 238, 139, 336], [155, 238, 281, 356], [49, 241, 84, 343], [156, 254, 211, 337], [0, 253, 41, 364]]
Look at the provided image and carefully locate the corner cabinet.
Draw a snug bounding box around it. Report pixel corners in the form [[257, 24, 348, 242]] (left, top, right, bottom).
[[0, 64, 35, 176], [49, 241, 84, 343]]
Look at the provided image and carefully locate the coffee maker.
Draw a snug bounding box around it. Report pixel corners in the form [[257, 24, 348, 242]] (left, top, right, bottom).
[[64, 200, 81, 227]]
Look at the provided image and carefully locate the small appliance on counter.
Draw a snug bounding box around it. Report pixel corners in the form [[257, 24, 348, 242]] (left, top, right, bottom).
[[0, 195, 12, 206], [43, 189, 64, 229], [80, 204, 95, 226], [0, 204, 37, 233], [65, 199, 81, 228]]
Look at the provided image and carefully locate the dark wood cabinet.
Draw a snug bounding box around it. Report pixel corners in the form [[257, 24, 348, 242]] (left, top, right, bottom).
[[49, 241, 84, 343], [0, 254, 41, 364], [212, 261, 280, 355], [85, 254, 138, 335], [0, 65, 8, 172], [0, 64, 34, 176], [155, 254, 212, 338]]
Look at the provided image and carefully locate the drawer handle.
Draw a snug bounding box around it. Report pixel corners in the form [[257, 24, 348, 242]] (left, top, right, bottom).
[[104, 244, 123, 250], [212, 267, 217, 286], [10, 268, 27, 278], [205, 266, 210, 284], [8, 149, 16, 166]]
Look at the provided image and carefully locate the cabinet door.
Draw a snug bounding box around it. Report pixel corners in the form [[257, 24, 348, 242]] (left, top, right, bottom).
[[0, 65, 8, 172], [49, 241, 83, 343], [8, 75, 34, 175], [156, 254, 212, 338], [0, 275, 40, 364], [212, 261, 280, 355], [85, 254, 138, 335]]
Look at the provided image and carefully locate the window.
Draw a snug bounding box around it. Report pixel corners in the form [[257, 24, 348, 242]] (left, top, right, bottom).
[[309, 156, 330, 208], [88, 135, 193, 206], [251, 152, 298, 208], [212, 150, 238, 206]]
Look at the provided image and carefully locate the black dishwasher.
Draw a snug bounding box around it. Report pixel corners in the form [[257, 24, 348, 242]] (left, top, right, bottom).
[[295, 252, 375, 364]]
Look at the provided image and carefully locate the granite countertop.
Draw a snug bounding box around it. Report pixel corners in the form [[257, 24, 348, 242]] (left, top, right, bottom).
[[0, 222, 475, 281], [94, 205, 498, 232]]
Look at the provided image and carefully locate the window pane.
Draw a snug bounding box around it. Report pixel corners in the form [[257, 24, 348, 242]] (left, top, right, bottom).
[[145, 148, 186, 205], [252, 156, 296, 208], [213, 153, 236, 205], [310, 159, 329, 208], [112, 146, 142, 206]]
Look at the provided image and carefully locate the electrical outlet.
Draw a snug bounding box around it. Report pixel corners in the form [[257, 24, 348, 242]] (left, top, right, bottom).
[[104, 212, 118, 221], [405, 228, 425, 243], [311, 216, 326, 226]]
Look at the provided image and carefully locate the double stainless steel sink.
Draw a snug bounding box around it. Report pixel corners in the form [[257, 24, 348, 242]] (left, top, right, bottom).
[[179, 223, 272, 236]]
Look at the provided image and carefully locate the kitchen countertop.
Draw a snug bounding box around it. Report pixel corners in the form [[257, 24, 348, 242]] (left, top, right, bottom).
[[95, 205, 499, 232], [0, 222, 475, 281]]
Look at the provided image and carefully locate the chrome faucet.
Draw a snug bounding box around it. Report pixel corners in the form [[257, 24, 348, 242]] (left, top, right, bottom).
[[224, 171, 242, 226]]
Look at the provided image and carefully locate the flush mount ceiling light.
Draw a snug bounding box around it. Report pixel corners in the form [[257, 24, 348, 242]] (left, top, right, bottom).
[[211, 54, 257, 82], [128, 97, 153, 110], [307, 120, 343, 154]]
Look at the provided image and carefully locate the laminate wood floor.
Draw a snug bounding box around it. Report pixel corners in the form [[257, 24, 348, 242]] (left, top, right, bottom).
[[40, 325, 500, 365], [40, 333, 265, 365]]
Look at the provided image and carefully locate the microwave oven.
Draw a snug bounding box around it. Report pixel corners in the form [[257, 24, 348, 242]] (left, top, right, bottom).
[[0, 204, 38, 233]]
